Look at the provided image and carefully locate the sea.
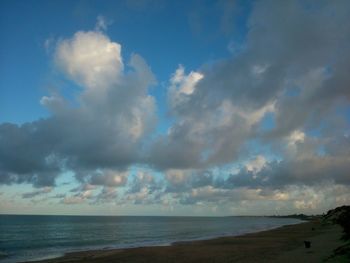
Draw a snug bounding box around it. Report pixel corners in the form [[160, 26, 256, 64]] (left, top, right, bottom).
[[0, 215, 302, 263]]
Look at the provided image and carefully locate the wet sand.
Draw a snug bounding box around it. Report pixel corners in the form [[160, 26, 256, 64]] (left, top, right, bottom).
[[29, 220, 345, 263]]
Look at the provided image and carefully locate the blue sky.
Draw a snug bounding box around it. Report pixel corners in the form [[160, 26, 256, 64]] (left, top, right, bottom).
[[1, 0, 350, 216]]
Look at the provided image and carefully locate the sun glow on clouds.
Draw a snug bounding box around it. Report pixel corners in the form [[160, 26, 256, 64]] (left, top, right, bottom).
[[1, 1, 350, 216]]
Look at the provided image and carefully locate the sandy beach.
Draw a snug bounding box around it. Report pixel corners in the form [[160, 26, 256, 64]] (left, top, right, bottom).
[[28, 220, 346, 263]]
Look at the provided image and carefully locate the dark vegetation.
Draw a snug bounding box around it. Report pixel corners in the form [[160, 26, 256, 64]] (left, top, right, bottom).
[[324, 205, 350, 240], [324, 205, 350, 262]]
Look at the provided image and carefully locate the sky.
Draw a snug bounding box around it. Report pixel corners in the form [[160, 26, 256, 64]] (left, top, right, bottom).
[[0, 0, 350, 216]]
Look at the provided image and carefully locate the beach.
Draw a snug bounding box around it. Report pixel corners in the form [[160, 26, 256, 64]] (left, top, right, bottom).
[[29, 220, 345, 263]]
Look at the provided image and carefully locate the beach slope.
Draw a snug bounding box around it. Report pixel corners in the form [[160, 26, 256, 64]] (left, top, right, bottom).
[[31, 219, 346, 263]]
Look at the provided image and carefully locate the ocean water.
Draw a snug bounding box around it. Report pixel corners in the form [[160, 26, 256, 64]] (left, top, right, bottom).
[[0, 215, 302, 263]]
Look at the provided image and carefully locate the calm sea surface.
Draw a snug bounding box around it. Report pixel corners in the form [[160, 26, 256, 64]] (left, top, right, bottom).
[[0, 215, 302, 262]]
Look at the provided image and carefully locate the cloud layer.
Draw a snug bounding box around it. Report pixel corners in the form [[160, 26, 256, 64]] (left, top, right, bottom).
[[1, 0, 350, 214]]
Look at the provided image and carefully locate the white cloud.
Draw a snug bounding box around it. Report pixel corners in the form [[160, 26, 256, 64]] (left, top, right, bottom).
[[165, 169, 188, 184], [245, 155, 267, 174], [55, 31, 123, 90], [252, 64, 269, 76], [44, 36, 55, 53], [288, 130, 305, 144], [286, 129, 306, 156], [169, 65, 203, 108], [90, 170, 128, 187]]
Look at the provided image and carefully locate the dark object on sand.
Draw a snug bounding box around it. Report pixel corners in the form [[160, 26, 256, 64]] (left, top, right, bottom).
[[304, 241, 311, 248]]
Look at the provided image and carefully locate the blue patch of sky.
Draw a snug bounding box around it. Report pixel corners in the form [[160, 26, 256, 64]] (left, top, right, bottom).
[[284, 86, 301, 98], [259, 112, 275, 132], [245, 138, 281, 162]]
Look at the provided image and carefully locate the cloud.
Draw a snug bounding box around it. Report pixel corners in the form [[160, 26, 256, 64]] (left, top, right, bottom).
[[245, 155, 267, 174], [164, 169, 214, 193], [55, 30, 123, 90], [70, 183, 97, 192], [22, 187, 52, 199], [95, 15, 111, 31], [168, 65, 204, 108], [1, 1, 350, 214], [223, 155, 350, 190], [124, 172, 164, 205], [62, 188, 95, 205], [89, 170, 128, 187], [127, 171, 161, 194], [0, 29, 157, 188], [0, 123, 63, 187], [149, 0, 350, 173], [94, 187, 118, 203]]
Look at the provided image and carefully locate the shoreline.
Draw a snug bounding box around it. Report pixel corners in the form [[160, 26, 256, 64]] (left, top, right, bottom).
[[26, 220, 345, 263], [11, 219, 303, 263]]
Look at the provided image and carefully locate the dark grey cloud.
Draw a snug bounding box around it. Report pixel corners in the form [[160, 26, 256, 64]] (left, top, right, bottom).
[[22, 187, 52, 199], [0, 122, 62, 187], [221, 156, 350, 190]]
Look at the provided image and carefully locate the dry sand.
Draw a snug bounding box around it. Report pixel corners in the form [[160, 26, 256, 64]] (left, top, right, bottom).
[[29, 220, 346, 263]]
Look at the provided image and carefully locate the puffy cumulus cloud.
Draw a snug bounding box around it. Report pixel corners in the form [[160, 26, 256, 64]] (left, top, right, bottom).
[[223, 155, 350, 190], [244, 155, 267, 174], [123, 172, 164, 205], [125, 187, 157, 205], [164, 169, 214, 193], [148, 94, 268, 170], [146, 0, 350, 213], [168, 65, 204, 109], [146, 0, 350, 211], [0, 123, 63, 187], [63, 187, 96, 205], [127, 171, 161, 194], [55, 31, 123, 90], [62, 184, 118, 205], [0, 28, 156, 188], [88, 170, 128, 187]]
